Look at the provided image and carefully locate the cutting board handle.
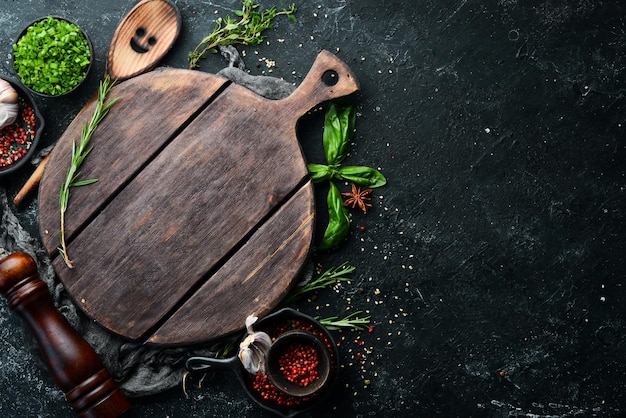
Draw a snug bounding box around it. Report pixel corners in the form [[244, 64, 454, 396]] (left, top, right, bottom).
[[0, 252, 130, 418], [279, 50, 360, 118]]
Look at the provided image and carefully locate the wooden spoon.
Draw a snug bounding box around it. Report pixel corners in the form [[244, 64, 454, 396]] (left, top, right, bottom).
[[13, 0, 181, 207]]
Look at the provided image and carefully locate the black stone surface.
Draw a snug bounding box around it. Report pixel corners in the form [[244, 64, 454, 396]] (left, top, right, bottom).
[[1, 0, 625, 417]]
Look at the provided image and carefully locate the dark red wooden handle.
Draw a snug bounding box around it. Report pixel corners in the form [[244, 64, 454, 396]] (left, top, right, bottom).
[[0, 252, 130, 418]]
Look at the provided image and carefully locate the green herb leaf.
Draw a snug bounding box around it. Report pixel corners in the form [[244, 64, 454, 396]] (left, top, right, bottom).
[[307, 163, 332, 183], [318, 311, 371, 331], [318, 181, 350, 250], [323, 103, 355, 166], [337, 165, 387, 188], [70, 178, 98, 187]]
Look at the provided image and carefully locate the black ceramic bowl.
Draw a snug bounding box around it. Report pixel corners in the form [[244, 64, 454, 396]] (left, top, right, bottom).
[[266, 330, 332, 398], [12, 16, 94, 97], [0, 75, 45, 176]]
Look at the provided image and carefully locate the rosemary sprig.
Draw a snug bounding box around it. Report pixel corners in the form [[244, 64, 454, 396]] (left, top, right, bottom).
[[282, 261, 355, 306], [318, 311, 371, 331], [59, 76, 119, 268], [188, 0, 297, 69]]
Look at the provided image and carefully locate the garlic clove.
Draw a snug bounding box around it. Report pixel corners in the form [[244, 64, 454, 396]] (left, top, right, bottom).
[[0, 106, 19, 129], [239, 314, 273, 375], [0, 79, 19, 129], [245, 315, 259, 334], [0, 79, 18, 103]]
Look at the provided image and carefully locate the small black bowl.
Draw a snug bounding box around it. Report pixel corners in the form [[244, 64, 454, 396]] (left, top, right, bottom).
[[266, 330, 332, 398], [0, 75, 45, 177], [12, 16, 94, 97]]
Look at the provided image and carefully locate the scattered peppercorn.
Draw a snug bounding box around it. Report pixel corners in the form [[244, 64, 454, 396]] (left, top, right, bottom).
[[250, 373, 314, 407], [0, 98, 36, 169]]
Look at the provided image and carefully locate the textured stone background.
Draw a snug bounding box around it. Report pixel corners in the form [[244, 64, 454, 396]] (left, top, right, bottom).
[[1, 0, 625, 417]]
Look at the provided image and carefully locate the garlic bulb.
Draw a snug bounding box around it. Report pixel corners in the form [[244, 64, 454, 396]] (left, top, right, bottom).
[[0, 79, 19, 129], [238, 315, 272, 375]]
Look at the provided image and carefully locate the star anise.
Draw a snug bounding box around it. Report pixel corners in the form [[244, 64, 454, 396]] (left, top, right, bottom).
[[342, 183, 373, 213]]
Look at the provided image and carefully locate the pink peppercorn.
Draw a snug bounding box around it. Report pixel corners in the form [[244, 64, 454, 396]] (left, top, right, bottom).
[[0, 100, 36, 169], [278, 342, 320, 387]]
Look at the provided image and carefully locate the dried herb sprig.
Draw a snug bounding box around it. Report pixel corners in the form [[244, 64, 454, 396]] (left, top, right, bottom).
[[59, 76, 119, 268], [188, 0, 297, 69], [282, 262, 355, 306], [318, 311, 371, 331]]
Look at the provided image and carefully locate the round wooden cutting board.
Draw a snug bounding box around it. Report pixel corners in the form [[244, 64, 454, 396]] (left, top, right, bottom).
[[38, 50, 359, 346]]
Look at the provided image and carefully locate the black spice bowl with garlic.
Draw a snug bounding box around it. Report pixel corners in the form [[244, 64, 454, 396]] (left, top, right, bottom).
[[0, 76, 44, 176], [186, 308, 339, 418]]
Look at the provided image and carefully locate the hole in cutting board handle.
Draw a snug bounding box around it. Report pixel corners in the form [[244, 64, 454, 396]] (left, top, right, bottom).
[[321, 69, 339, 86]]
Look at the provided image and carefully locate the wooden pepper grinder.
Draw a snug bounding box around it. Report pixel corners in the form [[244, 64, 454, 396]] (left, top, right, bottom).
[[0, 252, 130, 418]]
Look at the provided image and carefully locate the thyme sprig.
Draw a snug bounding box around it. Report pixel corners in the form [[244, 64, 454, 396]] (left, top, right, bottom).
[[318, 311, 371, 331], [188, 0, 297, 69], [59, 76, 119, 268], [282, 262, 355, 306]]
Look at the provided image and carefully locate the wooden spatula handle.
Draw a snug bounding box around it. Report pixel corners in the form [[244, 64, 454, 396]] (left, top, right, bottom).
[[0, 252, 130, 418], [13, 153, 50, 207]]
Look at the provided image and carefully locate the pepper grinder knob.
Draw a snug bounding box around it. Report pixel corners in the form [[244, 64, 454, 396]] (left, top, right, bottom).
[[0, 252, 130, 418]]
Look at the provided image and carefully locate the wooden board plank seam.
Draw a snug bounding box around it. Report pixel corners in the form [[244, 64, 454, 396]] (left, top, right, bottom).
[[135, 177, 312, 343], [56, 78, 233, 263], [241, 211, 314, 285]]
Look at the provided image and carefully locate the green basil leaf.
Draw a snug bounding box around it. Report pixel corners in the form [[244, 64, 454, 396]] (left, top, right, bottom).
[[308, 163, 331, 183], [323, 103, 355, 166], [318, 182, 350, 250], [338, 166, 387, 188]]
